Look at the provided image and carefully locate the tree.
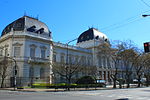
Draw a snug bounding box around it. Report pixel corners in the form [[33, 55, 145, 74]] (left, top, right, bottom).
[[118, 40, 138, 88], [52, 61, 83, 90], [0, 57, 14, 88], [97, 41, 122, 88], [133, 53, 145, 87], [83, 65, 97, 78], [143, 53, 150, 87]]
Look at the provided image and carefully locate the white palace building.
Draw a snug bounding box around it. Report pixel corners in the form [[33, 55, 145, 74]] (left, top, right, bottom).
[[0, 16, 117, 86]]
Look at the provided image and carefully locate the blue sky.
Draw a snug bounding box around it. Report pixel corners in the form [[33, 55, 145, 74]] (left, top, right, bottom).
[[1, 0, 150, 49]]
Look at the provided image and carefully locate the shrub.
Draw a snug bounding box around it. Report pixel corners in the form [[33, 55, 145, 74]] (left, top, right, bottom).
[[76, 76, 96, 84]]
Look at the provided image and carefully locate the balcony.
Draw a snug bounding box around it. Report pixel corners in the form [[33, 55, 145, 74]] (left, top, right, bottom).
[[27, 57, 50, 64]]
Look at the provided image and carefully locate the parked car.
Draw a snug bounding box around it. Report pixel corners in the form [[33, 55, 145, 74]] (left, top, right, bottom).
[[96, 80, 106, 87]]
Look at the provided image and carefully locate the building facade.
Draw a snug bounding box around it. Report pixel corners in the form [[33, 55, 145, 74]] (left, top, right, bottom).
[[0, 16, 117, 87], [0, 16, 53, 86]]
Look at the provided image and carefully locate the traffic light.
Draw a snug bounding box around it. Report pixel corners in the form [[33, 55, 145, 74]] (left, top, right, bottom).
[[144, 42, 150, 53]]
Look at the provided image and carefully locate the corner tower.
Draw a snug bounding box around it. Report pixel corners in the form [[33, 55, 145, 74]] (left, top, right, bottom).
[[0, 16, 53, 86], [76, 28, 109, 49]]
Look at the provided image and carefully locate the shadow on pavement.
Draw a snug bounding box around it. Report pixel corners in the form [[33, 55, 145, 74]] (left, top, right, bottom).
[[116, 98, 129, 100]]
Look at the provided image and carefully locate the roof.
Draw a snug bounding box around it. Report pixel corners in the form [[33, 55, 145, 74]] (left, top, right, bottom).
[[1, 16, 51, 37], [77, 28, 108, 43]]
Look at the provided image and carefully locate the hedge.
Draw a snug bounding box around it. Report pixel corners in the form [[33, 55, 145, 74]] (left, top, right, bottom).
[[32, 83, 105, 88]]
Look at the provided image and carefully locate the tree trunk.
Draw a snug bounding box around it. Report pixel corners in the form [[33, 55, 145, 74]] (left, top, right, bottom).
[[126, 76, 130, 88], [127, 83, 130, 88], [113, 78, 117, 88], [1, 78, 5, 88], [137, 76, 141, 87], [145, 76, 150, 87], [67, 78, 71, 91]]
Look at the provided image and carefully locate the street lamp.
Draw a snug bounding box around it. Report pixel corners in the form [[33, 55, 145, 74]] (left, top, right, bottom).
[[12, 58, 17, 91], [142, 15, 150, 17], [65, 38, 77, 90], [5, 56, 17, 90], [66, 38, 77, 65]]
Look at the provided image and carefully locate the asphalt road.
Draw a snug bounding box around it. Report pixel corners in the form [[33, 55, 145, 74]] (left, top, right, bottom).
[[0, 87, 150, 100]]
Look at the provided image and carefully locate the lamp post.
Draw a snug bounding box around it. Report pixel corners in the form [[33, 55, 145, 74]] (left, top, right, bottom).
[[66, 38, 77, 65], [5, 56, 17, 90], [65, 38, 77, 90], [12, 58, 17, 91]]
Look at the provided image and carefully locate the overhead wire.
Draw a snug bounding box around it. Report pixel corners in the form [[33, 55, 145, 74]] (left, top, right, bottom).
[[100, 9, 150, 32], [101, 16, 143, 32], [61, 9, 150, 43], [140, 0, 150, 8]]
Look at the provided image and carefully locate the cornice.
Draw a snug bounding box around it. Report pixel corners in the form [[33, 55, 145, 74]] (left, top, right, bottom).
[[54, 45, 92, 54], [0, 34, 53, 44]]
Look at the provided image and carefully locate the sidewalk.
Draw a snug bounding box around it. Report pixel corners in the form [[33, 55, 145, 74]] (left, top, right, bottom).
[[0, 86, 112, 92], [0, 84, 139, 92], [0, 88, 65, 92]]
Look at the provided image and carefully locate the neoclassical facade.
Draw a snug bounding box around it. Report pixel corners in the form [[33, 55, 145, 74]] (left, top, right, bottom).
[[0, 16, 53, 86], [0, 16, 116, 86]]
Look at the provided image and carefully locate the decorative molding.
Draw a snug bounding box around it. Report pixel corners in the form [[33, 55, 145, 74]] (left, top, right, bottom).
[[13, 42, 23, 46], [5, 44, 9, 47], [40, 46, 47, 49], [0, 46, 4, 49], [30, 44, 37, 48]]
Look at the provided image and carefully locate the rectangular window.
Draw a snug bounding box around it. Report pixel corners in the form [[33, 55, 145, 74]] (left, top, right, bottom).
[[14, 47, 21, 57], [81, 56, 86, 65], [0, 49, 3, 56], [75, 56, 78, 64], [107, 57, 110, 68], [53, 54, 56, 62], [102, 57, 106, 67], [87, 57, 91, 66], [30, 48, 35, 58], [41, 49, 46, 59], [69, 55, 72, 64], [5, 48, 8, 56], [61, 55, 64, 63], [99, 57, 102, 67]]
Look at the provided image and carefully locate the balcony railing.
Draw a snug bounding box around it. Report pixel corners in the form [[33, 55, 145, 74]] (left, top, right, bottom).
[[27, 57, 50, 64]]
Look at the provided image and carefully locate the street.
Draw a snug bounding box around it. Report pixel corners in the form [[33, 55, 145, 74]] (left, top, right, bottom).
[[0, 87, 150, 100]]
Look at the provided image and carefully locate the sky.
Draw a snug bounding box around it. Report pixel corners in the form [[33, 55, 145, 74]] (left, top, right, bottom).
[[1, 0, 150, 49]]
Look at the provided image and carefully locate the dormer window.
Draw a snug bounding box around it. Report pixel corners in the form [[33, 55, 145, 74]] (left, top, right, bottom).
[[95, 36, 99, 39], [27, 25, 36, 32], [36, 28, 44, 34], [87, 36, 89, 39]]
